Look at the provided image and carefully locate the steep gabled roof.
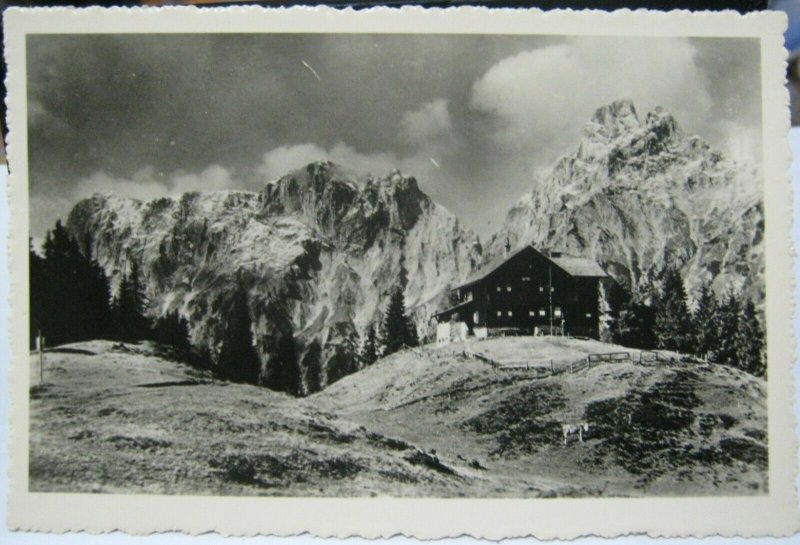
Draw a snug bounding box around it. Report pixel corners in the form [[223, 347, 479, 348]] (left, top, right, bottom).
[[454, 245, 606, 290], [549, 255, 607, 278], [456, 245, 532, 289]]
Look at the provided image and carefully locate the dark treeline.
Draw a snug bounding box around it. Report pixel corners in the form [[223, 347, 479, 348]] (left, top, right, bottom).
[[606, 264, 766, 377], [30, 221, 192, 354], [30, 221, 113, 348]]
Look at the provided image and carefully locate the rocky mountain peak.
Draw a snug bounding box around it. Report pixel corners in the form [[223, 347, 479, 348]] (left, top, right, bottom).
[[490, 99, 763, 308], [585, 99, 641, 140]]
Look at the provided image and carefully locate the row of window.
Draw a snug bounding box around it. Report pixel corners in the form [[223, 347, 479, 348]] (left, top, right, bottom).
[[472, 310, 593, 324], [495, 308, 563, 318], [495, 285, 555, 293], [488, 309, 593, 319]]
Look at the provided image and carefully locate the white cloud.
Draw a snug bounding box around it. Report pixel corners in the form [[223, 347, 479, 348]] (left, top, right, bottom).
[[257, 142, 399, 181], [31, 164, 243, 238], [74, 169, 166, 202], [30, 193, 74, 242], [28, 97, 71, 135], [71, 164, 238, 202], [400, 99, 452, 144], [171, 165, 236, 194], [470, 37, 716, 166], [719, 121, 761, 168]]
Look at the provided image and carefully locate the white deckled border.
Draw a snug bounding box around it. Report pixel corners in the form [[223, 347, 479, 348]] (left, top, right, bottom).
[[3, 5, 796, 539]]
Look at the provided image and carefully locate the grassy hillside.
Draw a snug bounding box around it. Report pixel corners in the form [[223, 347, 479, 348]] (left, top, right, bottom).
[[29, 338, 767, 497]]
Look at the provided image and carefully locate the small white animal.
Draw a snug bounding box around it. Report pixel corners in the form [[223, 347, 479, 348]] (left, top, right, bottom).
[[562, 422, 590, 445]]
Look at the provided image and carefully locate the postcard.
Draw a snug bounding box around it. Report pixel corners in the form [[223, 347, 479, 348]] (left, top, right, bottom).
[[4, 5, 796, 538]]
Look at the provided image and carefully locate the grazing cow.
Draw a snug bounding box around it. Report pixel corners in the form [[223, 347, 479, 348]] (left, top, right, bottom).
[[562, 422, 590, 445]]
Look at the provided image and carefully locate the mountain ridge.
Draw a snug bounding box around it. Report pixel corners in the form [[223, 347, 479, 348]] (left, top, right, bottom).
[[67, 161, 482, 394]]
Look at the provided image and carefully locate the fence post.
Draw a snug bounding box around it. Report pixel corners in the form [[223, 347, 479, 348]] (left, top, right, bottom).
[[550, 359, 554, 373]]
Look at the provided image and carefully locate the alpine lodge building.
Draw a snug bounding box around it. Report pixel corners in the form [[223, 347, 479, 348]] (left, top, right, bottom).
[[434, 245, 607, 339]]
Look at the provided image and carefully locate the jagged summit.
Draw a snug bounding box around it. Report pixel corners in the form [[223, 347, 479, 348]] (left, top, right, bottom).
[[259, 161, 433, 243], [586, 99, 641, 139], [580, 101, 685, 161]]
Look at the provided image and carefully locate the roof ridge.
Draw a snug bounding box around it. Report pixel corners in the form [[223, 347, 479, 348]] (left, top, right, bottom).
[[453, 245, 605, 290]]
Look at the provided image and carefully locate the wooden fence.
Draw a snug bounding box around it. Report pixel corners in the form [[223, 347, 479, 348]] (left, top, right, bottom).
[[463, 349, 633, 379], [639, 350, 705, 365], [465, 347, 703, 380], [588, 351, 631, 364]]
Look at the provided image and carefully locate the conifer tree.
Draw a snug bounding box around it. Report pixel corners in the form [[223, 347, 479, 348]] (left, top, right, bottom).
[[112, 261, 150, 341], [712, 291, 740, 366], [606, 281, 632, 344], [153, 310, 191, 351], [691, 283, 718, 360], [359, 325, 379, 366], [302, 342, 324, 396], [41, 221, 81, 344], [218, 279, 261, 384], [380, 285, 418, 356], [735, 300, 766, 377], [259, 298, 299, 394], [327, 330, 361, 385], [83, 249, 113, 341], [614, 298, 657, 349], [405, 314, 420, 348], [110, 274, 129, 340], [653, 266, 693, 352]]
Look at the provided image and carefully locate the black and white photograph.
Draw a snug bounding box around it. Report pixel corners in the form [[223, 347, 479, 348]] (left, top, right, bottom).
[[4, 6, 797, 539]]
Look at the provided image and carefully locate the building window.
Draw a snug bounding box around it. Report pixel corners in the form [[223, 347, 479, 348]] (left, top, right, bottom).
[[539, 309, 546, 317], [529, 310, 535, 317], [521, 276, 531, 281], [496, 286, 501, 292], [507, 310, 513, 317], [539, 286, 544, 293], [474, 311, 480, 324], [551, 287, 555, 293], [554, 307, 562, 318], [585, 313, 592, 318], [497, 311, 502, 317], [506, 285, 512, 292]]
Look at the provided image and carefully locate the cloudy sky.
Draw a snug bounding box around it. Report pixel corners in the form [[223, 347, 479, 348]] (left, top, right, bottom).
[[27, 34, 761, 240]]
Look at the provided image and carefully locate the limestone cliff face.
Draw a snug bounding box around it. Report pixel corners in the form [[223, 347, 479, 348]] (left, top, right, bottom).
[[67, 162, 482, 394], [488, 100, 764, 304]]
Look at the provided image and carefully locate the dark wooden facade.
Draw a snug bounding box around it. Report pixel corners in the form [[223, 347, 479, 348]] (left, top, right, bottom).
[[435, 246, 606, 339]]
